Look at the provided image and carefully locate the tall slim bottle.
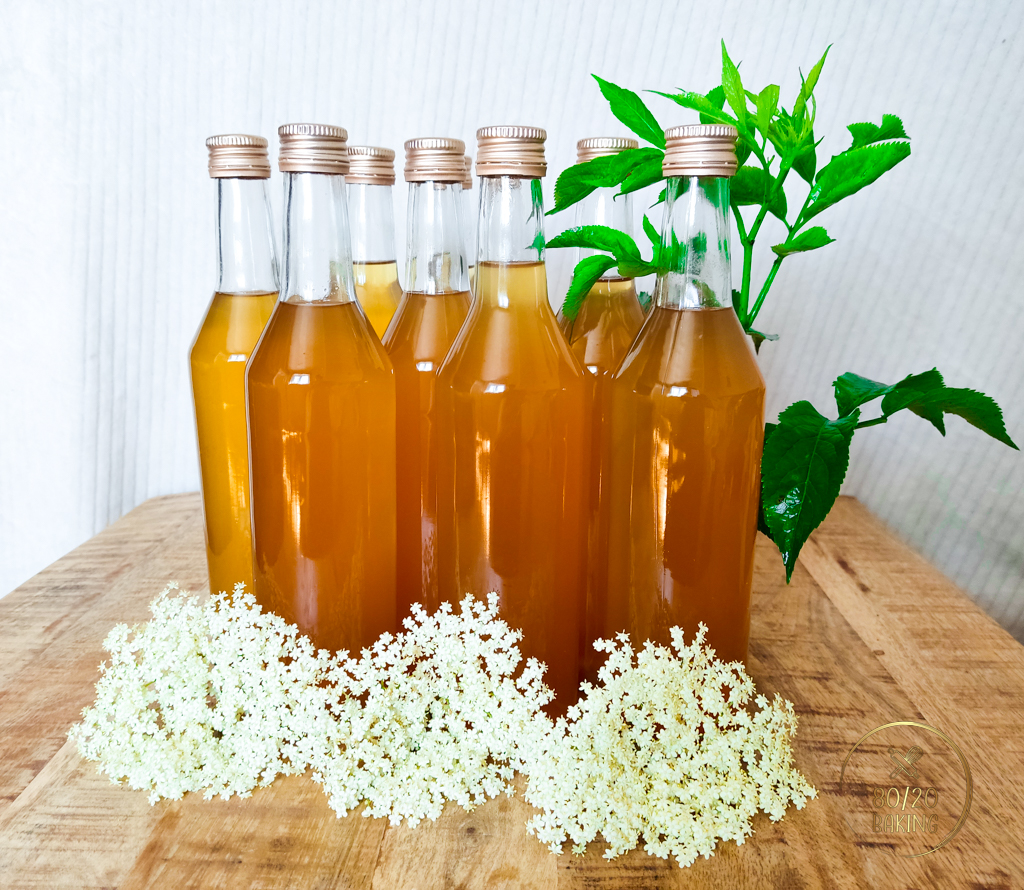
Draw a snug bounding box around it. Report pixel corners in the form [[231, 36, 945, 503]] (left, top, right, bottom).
[[604, 125, 765, 664], [190, 135, 278, 595], [247, 124, 397, 653], [348, 146, 401, 338], [436, 127, 590, 708], [557, 137, 646, 683], [460, 155, 476, 291], [383, 138, 472, 617]]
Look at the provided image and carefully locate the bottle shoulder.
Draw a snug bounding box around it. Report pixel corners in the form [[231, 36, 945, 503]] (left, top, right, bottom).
[[613, 306, 765, 396]]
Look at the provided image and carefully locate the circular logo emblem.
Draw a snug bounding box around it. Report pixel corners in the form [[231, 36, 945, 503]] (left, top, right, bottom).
[[838, 721, 972, 858]]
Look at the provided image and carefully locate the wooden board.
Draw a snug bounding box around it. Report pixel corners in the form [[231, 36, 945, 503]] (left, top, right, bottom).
[[1, 493, 1022, 888]]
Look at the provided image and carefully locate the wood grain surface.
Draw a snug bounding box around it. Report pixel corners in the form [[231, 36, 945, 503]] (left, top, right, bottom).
[[1, 493, 1022, 889]]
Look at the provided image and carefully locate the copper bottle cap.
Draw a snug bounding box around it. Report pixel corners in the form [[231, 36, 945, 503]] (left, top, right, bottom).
[[206, 134, 272, 179], [576, 136, 639, 164], [475, 126, 547, 178], [663, 124, 738, 178], [403, 137, 467, 183], [346, 146, 396, 185], [462, 155, 473, 189], [278, 124, 349, 175]]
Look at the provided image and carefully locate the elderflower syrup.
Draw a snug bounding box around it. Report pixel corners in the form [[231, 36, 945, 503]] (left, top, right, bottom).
[[347, 146, 402, 337], [605, 125, 765, 665], [189, 135, 279, 596], [557, 137, 646, 684], [435, 127, 590, 709], [383, 138, 472, 617], [247, 124, 397, 653]]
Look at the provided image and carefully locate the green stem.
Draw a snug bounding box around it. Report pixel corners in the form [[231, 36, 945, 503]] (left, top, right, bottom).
[[855, 416, 889, 429], [747, 255, 784, 326], [733, 206, 752, 320]]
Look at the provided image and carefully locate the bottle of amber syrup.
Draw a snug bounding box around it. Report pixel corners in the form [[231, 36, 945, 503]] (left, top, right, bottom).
[[347, 145, 401, 338], [604, 125, 765, 665], [247, 124, 397, 653], [558, 136, 646, 684], [383, 137, 471, 617], [435, 127, 590, 709], [190, 134, 278, 596]]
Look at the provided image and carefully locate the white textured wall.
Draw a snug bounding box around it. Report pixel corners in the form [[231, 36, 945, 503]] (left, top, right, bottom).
[[1, 0, 1022, 638]]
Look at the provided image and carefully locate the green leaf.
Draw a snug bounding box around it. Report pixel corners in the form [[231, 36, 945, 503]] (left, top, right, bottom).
[[848, 114, 908, 149], [772, 226, 835, 257], [879, 369, 1018, 448], [761, 401, 858, 580], [593, 75, 665, 148], [731, 166, 787, 221], [748, 328, 779, 353], [758, 422, 779, 539], [637, 289, 653, 313], [548, 148, 663, 215], [756, 84, 780, 136], [833, 372, 890, 416], [560, 255, 618, 323], [804, 141, 912, 222], [793, 46, 830, 122], [702, 85, 727, 124], [792, 138, 817, 184], [529, 229, 545, 254], [531, 179, 543, 208], [651, 90, 737, 126], [721, 41, 748, 128], [545, 225, 642, 262], [642, 213, 659, 247], [618, 154, 666, 195]]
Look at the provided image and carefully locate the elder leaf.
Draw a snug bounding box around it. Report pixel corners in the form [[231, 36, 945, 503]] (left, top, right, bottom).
[[761, 401, 858, 581], [560, 255, 618, 323], [593, 76, 666, 148], [803, 141, 911, 222], [772, 226, 835, 257]]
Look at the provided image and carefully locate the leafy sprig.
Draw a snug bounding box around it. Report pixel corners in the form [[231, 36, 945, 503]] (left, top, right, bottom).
[[545, 42, 1017, 579]]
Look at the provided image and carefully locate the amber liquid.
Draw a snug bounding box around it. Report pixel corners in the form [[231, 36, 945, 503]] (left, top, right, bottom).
[[383, 290, 471, 618], [354, 261, 402, 339], [436, 262, 589, 708], [189, 291, 277, 595], [558, 277, 645, 683], [247, 300, 397, 653], [605, 305, 765, 665]]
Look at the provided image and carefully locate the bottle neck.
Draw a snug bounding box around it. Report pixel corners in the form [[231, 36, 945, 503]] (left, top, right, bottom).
[[348, 182, 396, 263], [215, 178, 279, 294], [282, 172, 356, 304], [656, 176, 732, 310], [477, 175, 545, 265], [405, 180, 469, 294], [574, 185, 633, 279], [460, 187, 477, 268]]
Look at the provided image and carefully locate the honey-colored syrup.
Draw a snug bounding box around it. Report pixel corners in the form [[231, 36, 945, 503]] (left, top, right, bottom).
[[436, 261, 589, 707], [605, 305, 764, 665], [354, 261, 402, 339], [247, 299, 397, 653], [189, 290, 277, 595], [383, 290, 471, 617], [558, 277, 645, 683]]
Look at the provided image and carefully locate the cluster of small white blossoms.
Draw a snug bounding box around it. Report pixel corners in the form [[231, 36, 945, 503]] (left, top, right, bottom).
[[520, 626, 816, 866], [71, 585, 815, 867]]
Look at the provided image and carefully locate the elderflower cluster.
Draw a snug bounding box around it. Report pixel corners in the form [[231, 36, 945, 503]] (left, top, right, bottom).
[[69, 583, 335, 803], [71, 586, 815, 867], [520, 626, 816, 866], [311, 596, 554, 825]]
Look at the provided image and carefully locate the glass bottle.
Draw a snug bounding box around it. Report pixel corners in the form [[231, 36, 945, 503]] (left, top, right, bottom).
[[557, 137, 646, 684], [247, 124, 397, 653], [383, 138, 472, 618], [460, 154, 476, 291], [605, 125, 765, 665], [347, 146, 401, 338], [435, 127, 590, 708], [189, 135, 278, 596]]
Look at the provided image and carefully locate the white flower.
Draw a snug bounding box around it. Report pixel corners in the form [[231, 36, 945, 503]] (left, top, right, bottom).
[[70, 587, 815, 868]]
